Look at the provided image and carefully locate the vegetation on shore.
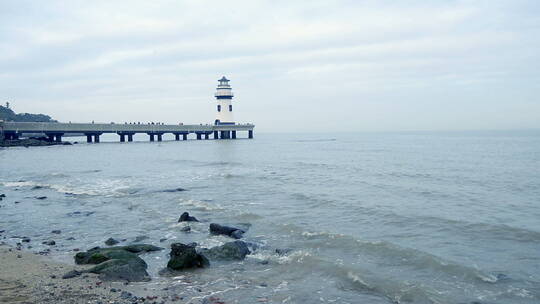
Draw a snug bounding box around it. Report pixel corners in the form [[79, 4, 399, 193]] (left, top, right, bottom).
[[0, 103, 57, 122]]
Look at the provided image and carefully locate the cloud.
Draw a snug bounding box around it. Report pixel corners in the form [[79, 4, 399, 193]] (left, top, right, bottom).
[[0, 0, 539, 131]]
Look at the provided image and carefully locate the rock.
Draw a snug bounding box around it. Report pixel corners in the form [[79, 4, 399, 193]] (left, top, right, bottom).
[[120, 291, 133, 299], [105, 237, 120, 246], [74, 245, 162, 282], [231, 230, 244, 239], [0, 194, 5, 198], [35, 196, 47, 200], [62, 270, 82, 279], [51, 230, 61, 234], [66, 237, 76, 240], [66, 211, 95, 217], [42, 240, 56, 246], [133, 235, 148, 242], [74, 245, 163, 264], [178, 212, 199, 222], [31, 186, 44, 190], [122, 244, 163, 253], [88, 258, 149, 282], [159, 238, 167, 242], [201, 241, 251, 260], [275, 248, 292, 256], [163, 188, 186, 192], [167, 243, 209, 270], [209, 223, 245, 239], [21, 237, 31, 243], [180, 226, 191, 232]]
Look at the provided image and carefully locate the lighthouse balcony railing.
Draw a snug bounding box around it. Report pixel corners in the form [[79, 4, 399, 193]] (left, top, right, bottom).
[[215, 92, 234, 97]]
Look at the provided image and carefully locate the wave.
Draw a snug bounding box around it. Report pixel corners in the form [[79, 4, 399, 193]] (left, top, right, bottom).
[[1, 180, 134, 197], [278, 224, 502, 285], [177, 198, 224, 211]]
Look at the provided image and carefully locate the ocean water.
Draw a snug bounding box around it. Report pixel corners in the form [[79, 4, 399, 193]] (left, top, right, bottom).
[[0, 131, 539, 304]]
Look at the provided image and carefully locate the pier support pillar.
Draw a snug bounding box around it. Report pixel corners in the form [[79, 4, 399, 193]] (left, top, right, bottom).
[[149, 134, 155, 142], [128, 134, 133, 142], [157, 134, 163, 142], [196, 133, 202, 140], [248, 130, 253, 139], [47, 134, 54, 142], [220, 131, 231, 139], [232, 131, 236, 139], [183, 134, 187, 141], [94, 134, 100, 143], [213, 131, 219, 139], [119, 134, 126, 142], [86, 134, 92, 143], [175, 134, 180, 141], [55, 134, 62, 142], [204, 133, 209, 140]]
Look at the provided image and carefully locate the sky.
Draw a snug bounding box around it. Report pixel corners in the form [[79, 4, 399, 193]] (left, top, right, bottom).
[[1, 0, 539, 132]]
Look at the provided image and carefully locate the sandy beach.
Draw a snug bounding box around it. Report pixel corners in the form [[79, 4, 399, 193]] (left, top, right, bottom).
[[0, 244, 176, 304]]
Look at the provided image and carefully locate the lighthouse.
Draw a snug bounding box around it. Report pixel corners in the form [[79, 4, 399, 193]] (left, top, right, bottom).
[[214, 76, 235, 125]]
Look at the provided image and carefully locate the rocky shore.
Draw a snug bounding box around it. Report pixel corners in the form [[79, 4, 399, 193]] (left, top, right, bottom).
[[0, 244, 151, 304], [0, 206, 271, 304], [0, 138, 73, 147]]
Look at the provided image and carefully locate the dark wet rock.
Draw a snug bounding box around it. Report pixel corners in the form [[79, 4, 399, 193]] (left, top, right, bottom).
[[167, 243, 209, 270], [159, 238, 167, 242], [62, 270, 82, 279], [105, 237, 120, 246], [74, 245, 162, 282], [0, 194, 5, 198], [231, 230, 244, 239], [31, 186, 44, 190], [21, 237, 31, 243], [74, 245, 163, 264], [42, 240, 56, 246], [51, 230, 61, 234], [209, 223, 245, 239], [13, 201, 20, 204], [133, 235, 148, 242], [66, 237, 76, 241], [495, 273, 510, 282], [88, 257, 149, 282], [67, 211, 95, 217], [275, 248, 292, 256], [35, 196, 47, 200], [178, 211, 199, 222], [120, 291, 133, 299], [122, 244, 163, 253], [201, 241, 251, 260], [162, 188, 186, 192], [180, 226, 191, 232]]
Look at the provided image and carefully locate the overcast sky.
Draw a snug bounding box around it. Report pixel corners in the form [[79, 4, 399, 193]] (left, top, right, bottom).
[[1, 0, 539, 132]]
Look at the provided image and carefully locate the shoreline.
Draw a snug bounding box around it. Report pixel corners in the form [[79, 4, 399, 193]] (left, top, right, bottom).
[[0, 139, 73, 148], [0, 244, 179, 304]]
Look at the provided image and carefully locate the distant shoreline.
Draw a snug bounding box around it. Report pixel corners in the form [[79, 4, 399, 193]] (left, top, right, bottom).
[[0, 138, 73, 148]]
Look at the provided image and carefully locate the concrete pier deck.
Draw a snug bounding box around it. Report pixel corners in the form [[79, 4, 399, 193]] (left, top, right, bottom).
[[0, 121, 254, 142]]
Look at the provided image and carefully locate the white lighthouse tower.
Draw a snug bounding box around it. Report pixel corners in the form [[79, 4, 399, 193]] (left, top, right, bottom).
[[214, 76, 235, 125]]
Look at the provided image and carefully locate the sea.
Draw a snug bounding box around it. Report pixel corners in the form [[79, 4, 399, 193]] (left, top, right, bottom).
[[0, 131, 539, 304]]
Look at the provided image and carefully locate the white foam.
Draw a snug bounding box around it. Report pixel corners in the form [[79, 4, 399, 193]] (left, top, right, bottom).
[[178, 198, 223, 211]]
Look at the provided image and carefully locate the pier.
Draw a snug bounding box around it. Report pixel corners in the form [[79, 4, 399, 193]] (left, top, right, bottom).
[[0, 77, 255, 144], [0, 121, 254, 143]]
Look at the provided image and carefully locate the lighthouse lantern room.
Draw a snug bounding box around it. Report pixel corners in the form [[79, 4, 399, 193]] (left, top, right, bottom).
[[214, 76, 235, 125]]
